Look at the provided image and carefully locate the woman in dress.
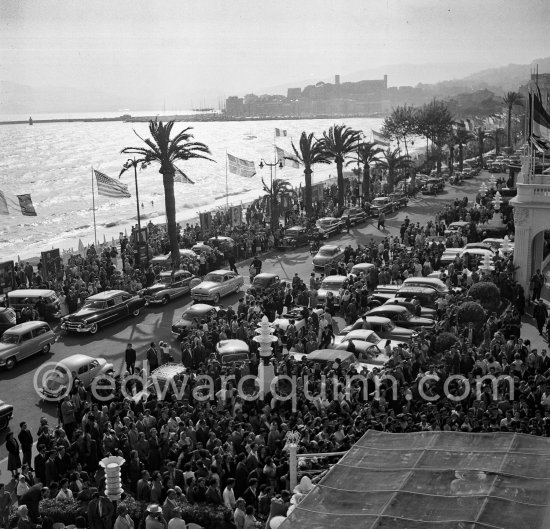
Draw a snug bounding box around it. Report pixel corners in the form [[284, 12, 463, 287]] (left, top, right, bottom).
[[6, 431, 21, 478]]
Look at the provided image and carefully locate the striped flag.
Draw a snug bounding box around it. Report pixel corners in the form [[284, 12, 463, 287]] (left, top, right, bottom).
[[531, 92, 550, 140], [0, 190, 37, 216], [0, 191, 8, 215], [174, 168, 195, 184], [94, 170, 131, 198], [372, 130, 390, 147], [275, 128, 287, 137], [276, 146, 300, 168], [227, 153, 256, 177]]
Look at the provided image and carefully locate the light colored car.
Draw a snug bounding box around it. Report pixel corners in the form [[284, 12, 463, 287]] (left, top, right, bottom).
[[216, 339, 250, 366], [191, 270, 244, 302], [336, 316, 418, 344], [0, 321, 56, 370], [334, 329, 395, 363], [482, 238, 515, 251], [315, 217, 344, 237], [366, 305, 434, 329], [317, 275, 348, 306], [171, 304, 223, 337], [272, 307, 325, 333], [402, 277, 449, 294], [40, 354, 114, 400], [444, 221, 469, 236], [139, 270, 200, 305], [207, 236, 236, 251], [349, 262, 375, 278], [371, 197, 394, 216], [191, 243, 215, 256], [290, 349, 384, 376], [312, 245, 345, 270]]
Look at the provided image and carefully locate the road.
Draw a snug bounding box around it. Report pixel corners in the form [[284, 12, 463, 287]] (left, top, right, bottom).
[[0, 170, 524, 461]]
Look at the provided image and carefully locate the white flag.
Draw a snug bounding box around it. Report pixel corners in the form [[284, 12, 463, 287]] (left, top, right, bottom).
[[227, 153, 256, 177]]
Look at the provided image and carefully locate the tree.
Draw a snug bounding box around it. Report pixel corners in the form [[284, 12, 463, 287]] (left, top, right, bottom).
[[254, 178, 295, 229], [434, 332, 460, 354], [377, 148, 412, 193], [416, 100, 453, 175], [382, 105, 417, 156], [468, 281, 501, 312], [321, 125, 362, 208], [502, 91, 524, 148], [121, 121, 213, 268], [455, 127, 474, 171], [473, 127, 489, 167], [347, 141, 383, 201], [290, 132, 330, 215], [457, 301, 486, 331], [493, 127, 506, 156]]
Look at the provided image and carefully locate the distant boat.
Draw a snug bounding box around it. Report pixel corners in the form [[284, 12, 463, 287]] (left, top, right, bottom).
[[193, 107, 214, 112], [243, 133, 257, 140], [29, 117, 33, 125]]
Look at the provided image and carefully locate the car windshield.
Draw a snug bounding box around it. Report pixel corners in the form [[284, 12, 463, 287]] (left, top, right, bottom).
[[318, 219, 333, 227], [204, 274, 223, 283], [254, 277, 272, 287], [384, 322, 396, 331], [160, 272, 173, 280], [366, 332, 382, 344], [1, 333, 18, 344], [372, 199, 386, 206], [83, 300, 107, 310], [319, 248, 337, 256], [398, 310, 411, 320]]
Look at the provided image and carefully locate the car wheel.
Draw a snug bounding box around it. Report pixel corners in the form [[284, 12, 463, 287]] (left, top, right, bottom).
[[162, 295, 170, 305], [132, 308, 141, 317], [89, 323, 98, 334], [5, 357, 16, 370], [214, 293, 221, 303], [42, 343, 51, 354]]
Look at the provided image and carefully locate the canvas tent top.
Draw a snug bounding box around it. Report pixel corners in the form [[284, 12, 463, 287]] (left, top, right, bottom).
[[280, 430, 550, 529]]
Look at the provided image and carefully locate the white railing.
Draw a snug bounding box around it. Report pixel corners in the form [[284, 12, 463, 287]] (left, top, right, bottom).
[[515, 183, 550, 202]]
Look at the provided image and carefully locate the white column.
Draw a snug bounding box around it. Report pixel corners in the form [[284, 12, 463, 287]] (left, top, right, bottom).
[[285, 431, 301, 491]]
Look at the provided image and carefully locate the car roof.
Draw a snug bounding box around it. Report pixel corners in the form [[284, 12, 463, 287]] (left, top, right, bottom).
[[369, 305, 407, 314], [58, 354, 96, 368], [322, 275, 348, 283], [185, 303, 217, 313], [8, 289, 56, 297], [87, 290, 128, 300], [306, 349, 355, 362], [217, 339, 249, 351], [373, 196, 389, 200], [352, 263, 375, 268], [449, 221, 469, 227], [362, 316, 392, 325], [344, 329, 378, 340], [255, 273, 278, 279], [150, 363, 186, 378], [320, 245, 340, 250], [207, 269, 234, 275], [318, 217, 338, 221], [398, 286, 438, 295], [4, 321, 51, 333], [287, 226, 305, 231]]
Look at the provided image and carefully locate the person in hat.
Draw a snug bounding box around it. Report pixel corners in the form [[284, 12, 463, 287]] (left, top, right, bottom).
[[166, 507, 185, 529], [113, 503, 135, 529], [145, 504, 167, 529]]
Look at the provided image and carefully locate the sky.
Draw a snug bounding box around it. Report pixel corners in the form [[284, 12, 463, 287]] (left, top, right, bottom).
[[1, 0, 549, 110]]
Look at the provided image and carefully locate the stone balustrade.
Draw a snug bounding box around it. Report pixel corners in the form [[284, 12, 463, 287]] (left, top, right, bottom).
[[514, 183, 550, 203]]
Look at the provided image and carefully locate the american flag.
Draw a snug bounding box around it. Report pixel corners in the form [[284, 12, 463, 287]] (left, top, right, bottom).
[[94, 170, 131, 198]]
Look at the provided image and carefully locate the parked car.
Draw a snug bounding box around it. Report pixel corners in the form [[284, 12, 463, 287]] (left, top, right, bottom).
[[272, 307, 325, 334], [402, 277, 449, 294], [336, 316, 417, 344], [312, 245, 345, 270], [317, 275, 348, 306], [191, 243, 215, 256], [384, 297, 436, 319], [149, 249, 198, 268], [40, 354, 114, 400], [0, 400, 14, 430], [216, 340, 250, 366], [340, 207, 368, 226], [388, 193, 408, 209], [7, 289, 62, 321], [61, 290, 146, 334], [315, 217, 344, 237], [0, 321, 56, 371], [371, 197, 394, 216], [334, 329, 397, 360], [191, 270, 244, 303], [0, 307, 17, 337], [276, 226, 310, 249], [171, 303, 224, 338], [366, 305, 434, 329], [139, 270, 200, 305], [348, 262, 376, 278], [251, 273, 281, 295], [207, 236, 236, 252], [444, 221, 470, 237]]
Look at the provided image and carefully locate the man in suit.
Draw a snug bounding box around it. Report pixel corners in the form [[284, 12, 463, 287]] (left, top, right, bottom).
[[33, 445, 48, 485], [19, 484, 49, 523], [88, 490, 115, 529], [44, 450, 58, 486], [162, 489, 179, 521], [18, 422, 34, 468], [163, 461, 185, 489], [242, 478, 258, 509], [136, 470, 152, 502]]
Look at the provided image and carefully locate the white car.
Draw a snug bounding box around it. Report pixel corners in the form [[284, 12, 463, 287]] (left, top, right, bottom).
[[315, 217, 344, 237], [402, 277, 449, 294], [312, 245, 345, 270], [335, 316, 418, 345], [272, 307, 325, 332], [317, 275, 348, 306], [40, 354, 114, 400], [444, 221, 469, 237], [216, 339, 250, 366], [348, 262, 375, 278], [334, 329, 402, 360], [191, 270, 244, 303]]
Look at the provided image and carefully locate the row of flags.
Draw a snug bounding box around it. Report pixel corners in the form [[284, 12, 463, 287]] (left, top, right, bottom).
[[0, 190, 37, 216], [529, 89, 550, 153]]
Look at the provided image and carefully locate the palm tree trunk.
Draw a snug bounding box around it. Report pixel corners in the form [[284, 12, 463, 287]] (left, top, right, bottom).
[[362, 165, 370, 201], [449, 147, 454, 176], [459, 144, 464, 171], [162, 171, 180, 269], [507, 106, 512, 147], [337, 160, 345, 208], [478, 137, 484, 167], [304, 168, 313, 216]]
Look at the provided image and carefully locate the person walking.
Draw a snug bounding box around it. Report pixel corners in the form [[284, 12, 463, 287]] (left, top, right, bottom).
[[146, 342, 159, 372], [6, 431, 21, 478], [378, 211, 386, 231], [18, 422, 34, 469], [533, 300, 548, 336], [125, 343, 137, 375], [531, 269, 545, 301], [252, 255, 262, 276]]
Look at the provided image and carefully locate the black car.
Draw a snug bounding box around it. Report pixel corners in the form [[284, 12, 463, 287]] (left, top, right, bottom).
[[171, 303, 224, 339], [60, 290, 147, 334], [0, 399, 13, 430], [388, 193, 408, 209], [251, 273, 281, 295], [0, 307, 17, 337], [276, 226, 310, 249], [340, 207, 368, 226]]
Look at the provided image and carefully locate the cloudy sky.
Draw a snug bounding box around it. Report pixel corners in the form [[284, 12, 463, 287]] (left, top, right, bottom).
[[1, 0, 549, 108]]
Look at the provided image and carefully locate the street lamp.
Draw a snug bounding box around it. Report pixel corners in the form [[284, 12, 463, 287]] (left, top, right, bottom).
[[488, 174, 497, 190], [493, 190, 502, 211], [259, 158, 283, 229], [501, 235, 511, 255], [479, 182, 488, 197]]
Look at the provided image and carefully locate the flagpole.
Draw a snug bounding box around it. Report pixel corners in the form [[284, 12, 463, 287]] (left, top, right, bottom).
[[91, 167, 97, 246], [225, 150, 229, 210]]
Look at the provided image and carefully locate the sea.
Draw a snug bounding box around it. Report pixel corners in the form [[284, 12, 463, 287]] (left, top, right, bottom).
[[0, 110, 384, 261]]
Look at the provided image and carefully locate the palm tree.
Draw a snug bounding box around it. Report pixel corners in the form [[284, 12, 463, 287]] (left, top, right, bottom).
[[290, 132, 330, 215], [455, 127, 474, 171], [321, 125, 362, 208], [377, 148, 412, 193], [502, 91, 524, 148], [348, 141, 383, 201], [493, 127, 506, 155], [253, 178, 295, 228], [121, 121, 213, 268], [474, 127, 488, 167]]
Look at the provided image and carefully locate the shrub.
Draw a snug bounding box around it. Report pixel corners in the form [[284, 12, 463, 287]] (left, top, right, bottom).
[[468, 281, 501, 311], [434, 332, 459, 354], [456, 301, 486, 331], [37, 499, 85, 525]]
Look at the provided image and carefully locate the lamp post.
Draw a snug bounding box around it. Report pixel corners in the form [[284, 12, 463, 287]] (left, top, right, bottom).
[[493, 190, 502, 211], [259, 158, 283, 230], [488, 174, 497, 190], [501, 235, 511, 255], [478, 182, 488, 204]]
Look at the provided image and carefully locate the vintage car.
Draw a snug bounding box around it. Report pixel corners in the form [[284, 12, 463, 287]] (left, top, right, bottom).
[[191, 270, 244, 303], [0, 399, 13, 430], [348, 262, 376, 278], [276, 226, 310, 249], [0, 307, 17, 337], [402, 277, 449, 294], [312, 245, 345, 270], [150, 249, 198, 268], [0, 321, 56, 371], [444, 221, 470, 237], [171, 303, 224, 338], [388, 193, 409, 209], [139, 270, 200, 305], [216, 339, 250, 366], [40, 354, 114, 400], [272, 307, 325, 334], [7, 289, 62, 321], [370, 197, 394, 216], [207, 236, 236, 252], [315, 217, 344, 238], [334, 329, 396, 361], [317, 275, 348, 306], [336, 316, 418, 344], [191, 243, 215, 256], [340, 207, 368, 226], [133, 363, 188, 402], [60, 290, 146, 334], [251, 273, 281, 295], [384, 297, 436, 319], [366, 305, 434, 330]]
